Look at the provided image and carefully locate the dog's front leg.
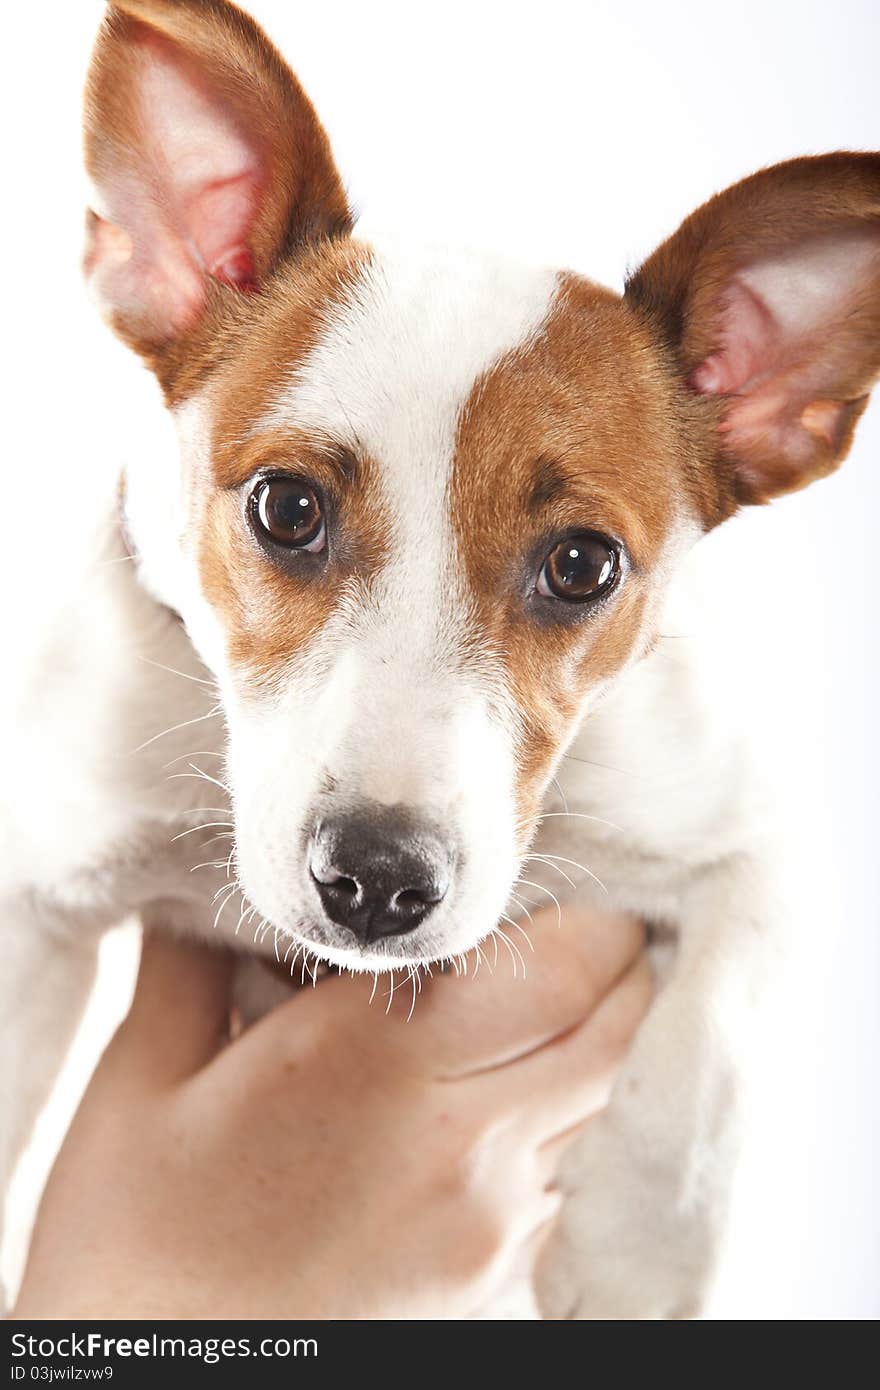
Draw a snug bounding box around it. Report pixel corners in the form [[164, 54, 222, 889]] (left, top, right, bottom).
[[535, 853, 780, 1320], [0, 899, 100, 1308]]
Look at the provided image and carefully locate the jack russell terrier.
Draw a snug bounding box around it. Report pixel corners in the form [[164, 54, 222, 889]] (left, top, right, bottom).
[[1, 0, 878, 1320]]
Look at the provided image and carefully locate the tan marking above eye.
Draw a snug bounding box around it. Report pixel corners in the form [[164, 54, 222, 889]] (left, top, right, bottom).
[[187, 248, 391, 687], [449, 273, 689, 824]]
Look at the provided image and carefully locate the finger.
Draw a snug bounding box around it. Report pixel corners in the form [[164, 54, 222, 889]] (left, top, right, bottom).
[[427, 904, 645, 1080], [109, 925, 235, 1087], [229, 903, 643, 1079], [469, 953, 653, 1139]]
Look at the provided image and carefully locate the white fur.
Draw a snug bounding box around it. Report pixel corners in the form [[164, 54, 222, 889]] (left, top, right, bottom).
[[1, 246, 784, 1320]]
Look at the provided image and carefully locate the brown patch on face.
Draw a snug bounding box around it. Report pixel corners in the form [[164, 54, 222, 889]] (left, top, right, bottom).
[[451, 273, 700, 833], [192, 242, 392, 688], [198, 238, 373, 430]]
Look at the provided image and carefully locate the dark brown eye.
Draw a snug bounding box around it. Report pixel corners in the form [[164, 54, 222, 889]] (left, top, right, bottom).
[[250, 476, 326, 552], [537, 532, 618, 602]]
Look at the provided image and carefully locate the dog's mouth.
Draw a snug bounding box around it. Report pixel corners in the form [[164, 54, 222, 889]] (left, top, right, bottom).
[[279, 918, 455, 975]]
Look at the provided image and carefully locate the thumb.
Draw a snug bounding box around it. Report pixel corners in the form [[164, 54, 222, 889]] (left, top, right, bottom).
[[108, 922, 235, 1087]]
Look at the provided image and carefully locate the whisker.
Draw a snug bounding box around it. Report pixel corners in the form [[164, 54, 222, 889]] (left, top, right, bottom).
[[171, 821, 234, 843], [516, 876, 563, 929], [162, 749, 226, 770], [526, 810, 623, 834], [198, 831, 236, 851], [524, 854, 577, 890], [506, 916, 536, 954], [550, 774, 570, 814], [507, 892, 534, 927], [186, 762, 230, 795], [526, 851, 608, 896], [406, 967, 418, 1023], [234, 899, 251, 937], [133, 706, 222, 755], [492, 926, 523, 978], [213, 880, 239, 905], [213, 885, 241, 934], [383, 970, 396, 1014], [470, 940, 484, 979], [497, 920, 528, 976], [562, 751, 636, 778], [137, 655, 217, 689], [99, 550, 136, 567], [168, 769, 232, 796]]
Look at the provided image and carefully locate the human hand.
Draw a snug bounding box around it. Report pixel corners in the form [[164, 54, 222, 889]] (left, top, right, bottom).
[[14, 906, 651, 1319]]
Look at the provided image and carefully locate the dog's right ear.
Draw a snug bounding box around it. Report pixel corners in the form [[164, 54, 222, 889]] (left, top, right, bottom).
[[84, 0, 350, 385], [626, 153, 880, 515]]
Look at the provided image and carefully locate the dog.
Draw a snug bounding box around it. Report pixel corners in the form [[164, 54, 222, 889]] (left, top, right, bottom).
[[1, 0, 878, 1319]]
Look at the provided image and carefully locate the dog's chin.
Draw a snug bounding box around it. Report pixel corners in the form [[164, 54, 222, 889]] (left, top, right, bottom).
[[282, 925, 454, 975], [268, 911, 490, 975]]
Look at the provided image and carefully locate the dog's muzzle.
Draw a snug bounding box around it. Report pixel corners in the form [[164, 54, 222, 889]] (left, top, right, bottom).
[[308, 804, 453, 945]]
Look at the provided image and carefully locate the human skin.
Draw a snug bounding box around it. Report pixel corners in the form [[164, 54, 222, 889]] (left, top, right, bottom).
[[14, 906, 651, 1319]]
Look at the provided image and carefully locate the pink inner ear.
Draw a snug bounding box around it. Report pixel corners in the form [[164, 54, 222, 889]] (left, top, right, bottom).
[[185, 177, 259, 289], [687, 279, 778, 396], [687, 227, 880, 480], [88, 28, 266, 337]]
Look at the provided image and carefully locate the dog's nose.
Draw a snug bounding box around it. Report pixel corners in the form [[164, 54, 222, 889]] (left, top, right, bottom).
[[309, 808, 451, 944]]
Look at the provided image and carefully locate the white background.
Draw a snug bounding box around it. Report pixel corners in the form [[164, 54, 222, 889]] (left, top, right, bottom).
[[2, 0, 877, 1317]]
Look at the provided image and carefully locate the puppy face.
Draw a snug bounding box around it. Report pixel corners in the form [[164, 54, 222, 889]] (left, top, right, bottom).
[[165, 244, 696, 967], [85, 2, 880, 968]]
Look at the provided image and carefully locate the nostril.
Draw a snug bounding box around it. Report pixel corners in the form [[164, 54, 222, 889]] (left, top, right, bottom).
[[394, 887, 429, 912], [309, 808, 454, 942], [393, 883, 445, 913], [329, 873, 359, 899], [310, 864, 360, 898]]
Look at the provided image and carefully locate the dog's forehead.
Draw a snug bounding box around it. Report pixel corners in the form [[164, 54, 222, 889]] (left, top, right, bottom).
[[255, 242, 561, 461], [222, 242, 682, 547]]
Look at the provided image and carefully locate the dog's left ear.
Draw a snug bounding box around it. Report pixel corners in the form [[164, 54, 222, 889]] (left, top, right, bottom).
[[626, 153, 880, 507]]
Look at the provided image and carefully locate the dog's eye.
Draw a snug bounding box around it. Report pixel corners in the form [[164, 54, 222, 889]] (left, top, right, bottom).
[[250, 476, 326, 552], [537, 533, 618, 602]]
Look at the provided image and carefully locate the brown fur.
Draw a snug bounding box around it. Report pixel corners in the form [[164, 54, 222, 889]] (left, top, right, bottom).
[[450, 275, 694, 830], [199, 419, 391, 685], [194, 244, 393, 684]]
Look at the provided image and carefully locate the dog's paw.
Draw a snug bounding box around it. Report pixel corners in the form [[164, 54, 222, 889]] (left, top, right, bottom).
[[535, 1114, 722, 1320]]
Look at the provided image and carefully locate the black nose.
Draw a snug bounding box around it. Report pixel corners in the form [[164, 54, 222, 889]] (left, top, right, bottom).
[[309, 807, 452, 944]]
